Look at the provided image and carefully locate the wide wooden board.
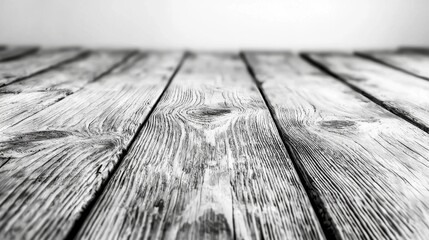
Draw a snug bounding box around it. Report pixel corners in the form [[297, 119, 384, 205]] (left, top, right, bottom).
[[0, 52, 183, 240], [0, 46, 38, 62], [75, 53, 325, 240], [307, 52, 429, 132], [245, 52, 429, 240], [0, 48, 84, 87], [357, 51, 429, 80], [0, 50, 133, 131]]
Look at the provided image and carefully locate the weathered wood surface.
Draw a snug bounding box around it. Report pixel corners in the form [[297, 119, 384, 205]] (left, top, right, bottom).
[[0, 52, 183, 240], [306, 52, 429, 132], [0, 46, 38, 62], [0, 48, 84, 87], [357, 51, 429, 80], [75, 53, 325, 240], [0, 50, 133, 131], [245, 52, 429, 240]]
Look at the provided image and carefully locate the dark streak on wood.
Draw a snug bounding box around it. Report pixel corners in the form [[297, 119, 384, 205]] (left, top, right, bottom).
[[245, 52, 429, 240], [0, 46, 39, 62], [0, 52, 184, 240], [75, 53, 325, 240], [398, 47, 429, 54]]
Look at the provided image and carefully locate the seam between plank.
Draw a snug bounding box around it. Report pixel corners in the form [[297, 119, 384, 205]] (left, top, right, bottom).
[[0, 47, 39, 62], [354, 52, 429, 82], [240, 52, 340, 240], [0, 50, 91, 88], [5, 51, 139, 131], [301, 53, 429, 134]]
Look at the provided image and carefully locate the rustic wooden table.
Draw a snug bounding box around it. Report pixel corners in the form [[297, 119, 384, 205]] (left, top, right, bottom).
[[0, 46, 429, 240]]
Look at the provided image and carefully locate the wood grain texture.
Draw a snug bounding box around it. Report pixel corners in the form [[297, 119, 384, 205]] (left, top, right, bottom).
[[0, 48, 84, 87], [0, 46, 38, 62], [75, 53, 325, 240], [0, 52, 183, 240], [245, 52, 429, 240], [0, 50, 133, 131], [307, 52, 429, 132], [357, 51, 429, 80]]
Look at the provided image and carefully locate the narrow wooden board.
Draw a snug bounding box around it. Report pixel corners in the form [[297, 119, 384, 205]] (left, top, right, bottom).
[[0, 50, 133, 131], [245, 52, 429, 240], [0, 48, 84, 87], [75, 53, 325, 240], [0, 46, 39, 62], [306, 52, 429, 132], [0, 52, 184, 240], [357, 51, 429, 80]]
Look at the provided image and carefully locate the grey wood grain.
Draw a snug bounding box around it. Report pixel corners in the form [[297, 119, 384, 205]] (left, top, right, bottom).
[[245, 52, 429, 240], [306, 52, 429, 133], [0, 52, 184, 240], [0, 46, 38, 62], [75, 53, 325, 240], [0, 48, 84, 87], [0, 50, 133, 131], [357, 51, 429, 80]]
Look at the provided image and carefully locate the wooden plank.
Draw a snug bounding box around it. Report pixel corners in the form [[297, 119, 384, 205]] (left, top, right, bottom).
[[306, 52, 429, 133], [357, 51, 429, 80], [0, 46, 39, 62], [0, 48, 84, 87], [0, 50, 133, 131], [245, 52, 429, 240], [0, 52, 184, 240], [75, 53, 325, 240]]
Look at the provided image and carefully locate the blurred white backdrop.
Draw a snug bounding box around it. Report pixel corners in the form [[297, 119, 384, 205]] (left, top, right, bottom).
[[1, 0, 428, 50]]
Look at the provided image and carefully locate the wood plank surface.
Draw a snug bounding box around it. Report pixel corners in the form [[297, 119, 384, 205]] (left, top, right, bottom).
[[306, 52, 429, 132], [0, 50, 133, 131], [0, 46, 38, 62], [0, 48, 84, 87], [245, 52, 429, 240], [0, 52, 183, 240], [75, 53, 325, 240], [357, 51, 429, 80]]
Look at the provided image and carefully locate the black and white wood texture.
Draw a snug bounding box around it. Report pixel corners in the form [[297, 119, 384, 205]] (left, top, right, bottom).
[[306, 52, 429, 133], [0, 48, 85, 87], [0, 50, 133, 131], [357, 51, 429, 80], [245, 52, 429, 240], [1, 47, 429, 240], [0, 46, 38, 62], [75, 53, 325, 240], [0, 52, 183, 240]]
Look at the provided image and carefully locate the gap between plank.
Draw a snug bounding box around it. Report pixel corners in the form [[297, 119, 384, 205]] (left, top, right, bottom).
[[5, 51, 139, 131], [0, 47, 39, 62], [354, 52, 429, 82], [239, 52, 340, 240], [301, 53, 429, 134], [0, 50, 90, 88], [64, 52, 188, 240]]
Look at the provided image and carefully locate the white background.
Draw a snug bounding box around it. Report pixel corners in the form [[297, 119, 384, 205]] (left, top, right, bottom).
[[1, 0, 428, 50]]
